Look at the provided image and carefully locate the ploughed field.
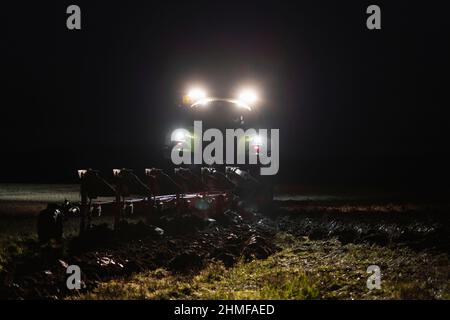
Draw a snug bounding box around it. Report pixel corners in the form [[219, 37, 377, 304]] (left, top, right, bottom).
[[0, 184, 449, 299]]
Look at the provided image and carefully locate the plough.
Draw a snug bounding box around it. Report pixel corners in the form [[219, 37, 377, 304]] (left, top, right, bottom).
[[76, 166, 271, 235]]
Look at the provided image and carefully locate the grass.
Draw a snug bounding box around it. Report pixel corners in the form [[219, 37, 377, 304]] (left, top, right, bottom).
[[2, 184, 448, 299], [1, 214, 448, 300], [73, 233, 450, 300], [74, 258, 319, 300]]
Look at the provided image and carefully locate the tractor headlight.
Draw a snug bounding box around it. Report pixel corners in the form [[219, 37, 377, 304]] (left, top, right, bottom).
[[171, 128, 191, 143], [252, 135, 263, 146], [237, 88, 258, 106], [184, 88, 207, 104]]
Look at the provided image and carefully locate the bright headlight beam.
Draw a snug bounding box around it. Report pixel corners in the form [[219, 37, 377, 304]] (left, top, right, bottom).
[[172, 129, 189, 142], [252, 135, 263, 146], [184, 86, 259, 110], [238, 89, 258, 105], [190, 97, 252, 111], [187, 88, 207, 102]]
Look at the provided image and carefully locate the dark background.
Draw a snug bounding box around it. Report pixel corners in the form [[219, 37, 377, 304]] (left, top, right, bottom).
[[1, 1, 449, 191]]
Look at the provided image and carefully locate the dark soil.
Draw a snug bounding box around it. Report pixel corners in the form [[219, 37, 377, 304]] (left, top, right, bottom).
[[1, 200, 449, 300], [0, 211, 277, 299]]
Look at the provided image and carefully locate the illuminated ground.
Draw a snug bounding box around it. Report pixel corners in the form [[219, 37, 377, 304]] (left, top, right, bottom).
[[0, 184, 449, 300]]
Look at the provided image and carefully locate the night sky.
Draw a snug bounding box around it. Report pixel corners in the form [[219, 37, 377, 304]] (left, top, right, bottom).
[[2, 1, 450, 188]]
